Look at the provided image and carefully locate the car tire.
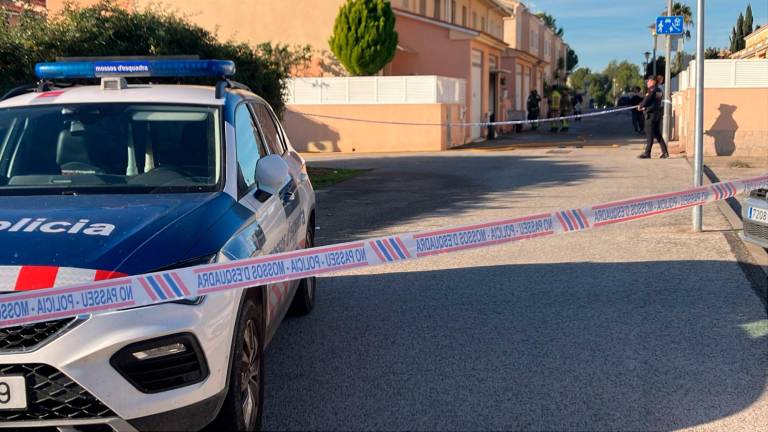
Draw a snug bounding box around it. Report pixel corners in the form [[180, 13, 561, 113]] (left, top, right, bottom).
[[206, 298, 264, 432], [289, 227, 316, 316]]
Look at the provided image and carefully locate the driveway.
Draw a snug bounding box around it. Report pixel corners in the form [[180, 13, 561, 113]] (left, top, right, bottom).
[[264, 115, 767, 431]]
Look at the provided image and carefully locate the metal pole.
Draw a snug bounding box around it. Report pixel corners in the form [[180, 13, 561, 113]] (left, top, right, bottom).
[[693, 0, 705, 231], [652, 33, 658, 77], [662, 0, 673, 143]]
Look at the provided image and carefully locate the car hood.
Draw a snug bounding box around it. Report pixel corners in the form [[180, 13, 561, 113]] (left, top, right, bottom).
[[0, 193, 240, 275]]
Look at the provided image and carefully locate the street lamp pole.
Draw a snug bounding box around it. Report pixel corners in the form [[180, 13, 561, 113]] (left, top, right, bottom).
[[649, 25, 658, 77], [643, 51, 651, 76], [662, 0, 673, 143], [693, 0, 705, 231]]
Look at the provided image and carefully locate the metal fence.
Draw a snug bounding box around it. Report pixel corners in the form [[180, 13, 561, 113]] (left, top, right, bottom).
[[285, 76, 467, 105], [678, 59, 768, 89]]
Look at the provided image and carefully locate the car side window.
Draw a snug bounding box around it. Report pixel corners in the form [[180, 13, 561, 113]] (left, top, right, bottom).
[[234, 103, 266, 194], [251, 103, 285, 155]]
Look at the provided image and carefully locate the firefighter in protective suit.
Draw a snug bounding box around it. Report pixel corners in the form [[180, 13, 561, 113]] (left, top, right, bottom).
[[548, 88, 561, 132], [559, 90, 571, 132]]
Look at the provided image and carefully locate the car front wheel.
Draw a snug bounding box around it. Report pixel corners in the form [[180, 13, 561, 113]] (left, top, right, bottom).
[[290, 227, 316, 316], [207, 298, 264, 431]]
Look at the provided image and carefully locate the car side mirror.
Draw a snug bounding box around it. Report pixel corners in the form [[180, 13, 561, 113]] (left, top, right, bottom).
[[255, 154, 289, 196]]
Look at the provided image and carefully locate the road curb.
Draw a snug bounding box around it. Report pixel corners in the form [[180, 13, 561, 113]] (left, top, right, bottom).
[[690, 160, 768, 306]]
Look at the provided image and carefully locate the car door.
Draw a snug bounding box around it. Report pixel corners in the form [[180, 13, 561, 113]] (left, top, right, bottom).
[[227, 102, 291, 337], [250, 101, 309, 264]]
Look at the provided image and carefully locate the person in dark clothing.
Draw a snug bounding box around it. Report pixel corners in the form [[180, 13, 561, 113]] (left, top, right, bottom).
[[629, 87, 644, 133], [526, 90, 541, 130], [637, 77, 669, 159]]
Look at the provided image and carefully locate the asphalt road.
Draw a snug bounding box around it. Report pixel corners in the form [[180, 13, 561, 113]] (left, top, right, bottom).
[[263, 114, 768, 431]]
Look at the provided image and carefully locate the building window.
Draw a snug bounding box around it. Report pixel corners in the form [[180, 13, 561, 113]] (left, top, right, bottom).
[[544, 38, 551, 58], [450, 0, 456, 24], [433, 0, 440, 19], [401, 0, 409, 9], [481, 17, 486, 32], [529, 29, 538, 54], [472, 12, 477, 29], [461, 6, 467, 27], [419, 0, 426, 14]]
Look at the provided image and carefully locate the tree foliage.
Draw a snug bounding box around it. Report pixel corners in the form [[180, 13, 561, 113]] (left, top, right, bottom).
[[729, 6, 755, 53], [645, 56, 666, 79], [586, 73, 612, 107], [328, 0, 398, 76], [704, 47, 721, 59], [667, 2, 693, 40], [604, 60, 643, 93], [566, 48, 578, 72], [0, 0, 311, 115], [744, 4, 754, 38], [535, 12, 564, 37], [569, 67, 591, 91], [671, 51, 693, 75]]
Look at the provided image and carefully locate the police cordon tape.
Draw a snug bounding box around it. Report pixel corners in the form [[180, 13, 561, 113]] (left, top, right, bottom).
[[1, 175, 766, 327], [294, 106, 636, 127]]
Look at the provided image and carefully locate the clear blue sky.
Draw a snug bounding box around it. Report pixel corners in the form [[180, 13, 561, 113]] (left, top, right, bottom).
[[527, 0, 768, 72]]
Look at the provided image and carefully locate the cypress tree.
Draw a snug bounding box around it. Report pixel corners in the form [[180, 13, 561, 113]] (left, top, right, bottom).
[[744, 4, 754, 38], [328, 0, 399, 76], [735, 13, 745, 51], [730, 26, 739, 52]]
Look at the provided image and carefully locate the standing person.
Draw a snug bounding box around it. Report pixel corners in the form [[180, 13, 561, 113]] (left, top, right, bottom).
[[573, 93, 583, 122], [559, 89, 571, 132], [548, 87, 562, 133], [637, 77, 669, 159], [526, 90, 541, 130], [655, 74, 665, 106], [629, 87, 644, 133]]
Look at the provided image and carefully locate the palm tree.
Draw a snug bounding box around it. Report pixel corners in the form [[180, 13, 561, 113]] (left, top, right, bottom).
[[670, 2, 693, 40], [662, 2, 693, 54]]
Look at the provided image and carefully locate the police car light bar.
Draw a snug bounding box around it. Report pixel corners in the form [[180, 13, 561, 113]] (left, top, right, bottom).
[[34, 59, 236, 80]]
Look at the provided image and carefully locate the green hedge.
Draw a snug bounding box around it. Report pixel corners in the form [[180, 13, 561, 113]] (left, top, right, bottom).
[[0, 0, 310, 115]]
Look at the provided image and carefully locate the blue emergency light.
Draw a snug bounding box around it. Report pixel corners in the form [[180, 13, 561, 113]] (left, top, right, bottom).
[[34, 59, 236, 80]]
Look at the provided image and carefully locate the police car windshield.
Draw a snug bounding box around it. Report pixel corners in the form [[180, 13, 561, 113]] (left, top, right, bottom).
[[0, 103, 221, 195]]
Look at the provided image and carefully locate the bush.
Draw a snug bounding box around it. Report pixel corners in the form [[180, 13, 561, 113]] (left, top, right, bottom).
[[0, 0, 310, 116], [328, 0, 398, 76]]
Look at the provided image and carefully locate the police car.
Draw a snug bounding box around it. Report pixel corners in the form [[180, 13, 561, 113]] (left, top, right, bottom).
[[0, 58, 316, 431], [742, 189, 768, 248]]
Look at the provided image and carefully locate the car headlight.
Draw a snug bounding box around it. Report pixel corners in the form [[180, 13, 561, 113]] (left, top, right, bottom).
[[154, 253, 218, 305]]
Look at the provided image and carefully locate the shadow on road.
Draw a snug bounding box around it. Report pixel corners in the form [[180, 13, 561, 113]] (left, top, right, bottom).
[[310, 153, 596, 245], [265, 261, 767, 431]]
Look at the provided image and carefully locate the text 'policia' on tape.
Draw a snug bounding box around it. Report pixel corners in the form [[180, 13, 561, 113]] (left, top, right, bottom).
[[1, 175, 766, 328]]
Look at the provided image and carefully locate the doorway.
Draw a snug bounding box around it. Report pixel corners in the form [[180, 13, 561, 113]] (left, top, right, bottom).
[[470, 49, 483, 140]]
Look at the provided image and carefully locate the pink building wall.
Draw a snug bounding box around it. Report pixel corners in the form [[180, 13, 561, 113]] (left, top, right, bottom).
[[390, 12, 504, 141], [674, 88, 768, 157], [284, 103, 466, 153]]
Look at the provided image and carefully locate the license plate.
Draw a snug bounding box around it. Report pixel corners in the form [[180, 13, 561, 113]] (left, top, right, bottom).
[[0, 375, 27, 410], [748, 207, 768, 223]]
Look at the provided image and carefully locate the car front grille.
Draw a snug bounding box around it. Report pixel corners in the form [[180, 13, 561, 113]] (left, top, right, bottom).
[[744, 220, 768, 241], [0, 318, 77, 353], [750, 189, 768, 199], [0, 364, 115, 422]]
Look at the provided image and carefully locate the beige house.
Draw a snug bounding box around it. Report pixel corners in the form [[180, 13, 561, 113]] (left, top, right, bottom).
[[731, 24, 768, 60], [497, 0, 568, 123], [46, 0, 570, 152], [2, 0, 47, 24]]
